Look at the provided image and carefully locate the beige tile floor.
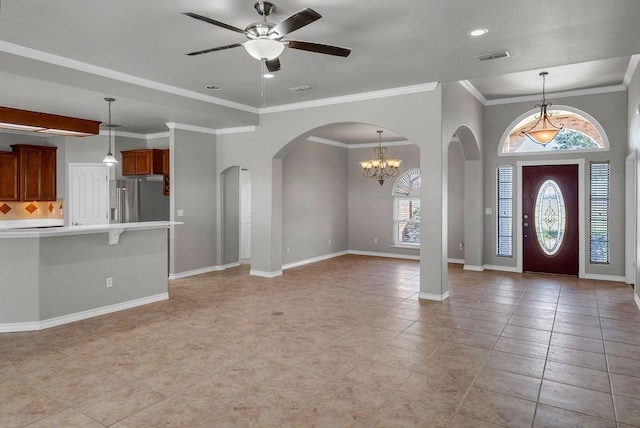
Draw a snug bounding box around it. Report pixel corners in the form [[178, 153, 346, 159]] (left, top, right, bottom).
[[2, 255, 640, 427]]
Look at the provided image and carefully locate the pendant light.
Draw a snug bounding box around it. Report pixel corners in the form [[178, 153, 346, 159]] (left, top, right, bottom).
[[102, 97, 118, 165], [520, 71, 564, 145]]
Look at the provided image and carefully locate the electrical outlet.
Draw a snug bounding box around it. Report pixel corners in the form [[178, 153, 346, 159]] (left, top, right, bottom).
[[286, 247, 290, 254], [328, 239, 331, 247], [37, 209, 43, 215], [177, 209, 184, 217], [459, 242, 464, 250], [106, 277, 113, 288], [374, 238, 378, 244]]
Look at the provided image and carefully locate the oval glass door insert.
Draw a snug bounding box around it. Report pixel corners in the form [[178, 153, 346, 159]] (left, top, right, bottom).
[[534, 179, 566, 255]]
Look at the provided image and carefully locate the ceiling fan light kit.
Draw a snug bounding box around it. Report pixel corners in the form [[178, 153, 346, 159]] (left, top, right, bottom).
[[520, 71, 564, 145], [183, 1, 351, 73]]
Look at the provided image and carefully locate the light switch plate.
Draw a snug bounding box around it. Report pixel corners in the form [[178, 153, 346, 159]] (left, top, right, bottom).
[[485, 208, 492, 215], [177, 209, 184, 217]]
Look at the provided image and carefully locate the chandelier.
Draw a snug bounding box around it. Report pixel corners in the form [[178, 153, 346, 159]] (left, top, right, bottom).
[[360, 130, 402, 185], [520, 71, 563, 145]]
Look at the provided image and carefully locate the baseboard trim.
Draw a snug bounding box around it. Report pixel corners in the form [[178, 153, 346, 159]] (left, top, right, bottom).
[[347, 250, 420, 260], [483, 264, 519, 273], [169, 265, 223, 280], [448, 258, 465, 264], [223, 262, 241, 270], [250, 269, 283, 278], [464, 265, 484, 271], [419, 291, 450, 301], [282, 250, 348, 270], [0, 293, 169, 333], [581, 273, 626, 282]]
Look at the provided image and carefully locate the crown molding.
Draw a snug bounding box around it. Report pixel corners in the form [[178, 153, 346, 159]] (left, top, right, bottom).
[[307, 135, 414, 149], [165, 122, 256, 136], [216, 126, 256, 135], [0, 40, 258, 114], [458, 80, 487, 105], [623, 54, 640, 88], [306, 136, 349, 148], [485, 84, 627, 106], [146, 131, 170, 139], [260, 82, 439, 114]]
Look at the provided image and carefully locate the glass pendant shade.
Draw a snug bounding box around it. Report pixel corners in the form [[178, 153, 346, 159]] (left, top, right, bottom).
[[102, 153, 117, 165], [244, 39, 285, 60], [526, 127, 561, 145], [520, 72, 563, 145], [102, 97, 118, 165]]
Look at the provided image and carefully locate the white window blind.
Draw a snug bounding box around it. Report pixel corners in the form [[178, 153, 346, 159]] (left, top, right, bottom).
[[590, 161, 609, 264], [496, 165, 513, 257], [393, 169, 421, 245]]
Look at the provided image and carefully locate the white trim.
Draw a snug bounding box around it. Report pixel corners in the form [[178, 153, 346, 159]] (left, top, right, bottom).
[[623, 55, 640, 88], [419, 291, 450, 302], [147, 132, 170, 140], [216, 126, 256, 135], [515, 159, 586, 277], [458, 80, 487, 105], [0, 40, 258, 114], [261, 82, 439, 114], [282, 251, 348, 270], [250, 269, 283, 278], [0, 293, 168, 333], [485, 85, 627, 106], [347, 250, 420, 260], [625, 151, 637, 285], [483, 264, 519, 273], [165, 122, 217, 135], [581, 273, 625, 282], [307, 136, 349, 149], [448, 258, 465, 264], [99, 129, 147, 140], [169, 265, 223, 280], [635, 292, 640, 311], [223, 262, 241, 270], [352, 140, 414, 149], [463, 265, 484, 271]]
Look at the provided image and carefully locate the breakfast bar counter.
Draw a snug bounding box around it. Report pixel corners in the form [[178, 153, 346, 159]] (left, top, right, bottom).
[[0, 221, 178, 333]]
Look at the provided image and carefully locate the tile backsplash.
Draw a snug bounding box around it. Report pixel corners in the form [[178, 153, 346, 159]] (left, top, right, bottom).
[[0, 200, 63, 220]]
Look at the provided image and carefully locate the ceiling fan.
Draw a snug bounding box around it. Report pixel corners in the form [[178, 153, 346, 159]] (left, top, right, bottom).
[[182, 1, 351, 73]]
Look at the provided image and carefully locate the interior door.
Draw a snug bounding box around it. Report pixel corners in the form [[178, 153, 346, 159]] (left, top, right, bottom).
[[522, 165, 579, 275], [69, 164, 109, 226]]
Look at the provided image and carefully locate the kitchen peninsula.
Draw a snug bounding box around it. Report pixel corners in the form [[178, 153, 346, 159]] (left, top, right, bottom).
[[0, 221, 177, 333]]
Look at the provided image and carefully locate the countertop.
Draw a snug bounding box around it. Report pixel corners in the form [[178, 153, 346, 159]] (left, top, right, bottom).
[[0, 221, 181, 239]]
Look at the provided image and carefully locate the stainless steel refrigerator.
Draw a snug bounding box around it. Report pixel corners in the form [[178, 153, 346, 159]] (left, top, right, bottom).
[[110, 178, 169, 223]]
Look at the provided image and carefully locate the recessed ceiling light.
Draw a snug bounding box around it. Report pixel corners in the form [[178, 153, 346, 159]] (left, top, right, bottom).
[[205, 84, 221, 90], [469, 28, 489, 37], [263, 73, 274, 79]]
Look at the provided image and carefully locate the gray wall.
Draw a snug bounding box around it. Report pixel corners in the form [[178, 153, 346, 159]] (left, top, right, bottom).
[[222, 166, 240, 266], [170, 127, 218, 275], [0, 238, 40, 323], [448, 139, 465, 260], [282, 140, 348, 265], [483, 91, 627, 276], [348, 143, 420, 256], [627, 63, 640, 299]]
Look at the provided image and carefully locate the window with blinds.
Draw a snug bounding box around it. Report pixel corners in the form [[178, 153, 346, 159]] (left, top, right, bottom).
[[590, 161, 610, 264], [393, 169, 421, 246], [496, 165, 513, 257]]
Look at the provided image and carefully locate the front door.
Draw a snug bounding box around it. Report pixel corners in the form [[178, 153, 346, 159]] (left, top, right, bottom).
[[522, 165, 579, 275]]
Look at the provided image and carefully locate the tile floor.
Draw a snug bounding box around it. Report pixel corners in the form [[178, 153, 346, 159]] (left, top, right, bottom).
[[2, 255, 640, 427]]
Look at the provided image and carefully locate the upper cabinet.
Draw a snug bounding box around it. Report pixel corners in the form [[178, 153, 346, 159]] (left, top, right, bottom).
[[121, 149, 169, 176], [0, 152, 19, 201], [1, 145, 57, 201]]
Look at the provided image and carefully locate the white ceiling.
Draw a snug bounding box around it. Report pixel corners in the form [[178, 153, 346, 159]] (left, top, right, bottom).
[[0, 0, 639, 136]]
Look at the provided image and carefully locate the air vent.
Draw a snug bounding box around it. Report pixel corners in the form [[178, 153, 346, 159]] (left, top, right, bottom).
[[288, 85, 314, 92], [205, 84, 221, 90], [476, 51, 511, 61]]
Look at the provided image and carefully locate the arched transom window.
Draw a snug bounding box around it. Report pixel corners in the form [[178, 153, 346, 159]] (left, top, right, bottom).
[[500, 108, 608, 155], [393, 169, 421, 246]]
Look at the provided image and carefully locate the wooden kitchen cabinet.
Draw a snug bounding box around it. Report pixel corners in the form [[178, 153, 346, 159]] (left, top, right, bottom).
[[121, 149, 168, 175], [10, 144, 57, 201], [0, 152, 19, 201]]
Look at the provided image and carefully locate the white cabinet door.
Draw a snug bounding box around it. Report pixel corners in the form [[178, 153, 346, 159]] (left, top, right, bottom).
[[69, 164, 109, 226]]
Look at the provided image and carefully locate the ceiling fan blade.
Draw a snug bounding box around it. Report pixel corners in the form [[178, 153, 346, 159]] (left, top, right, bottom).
[[268, 7, 321, 38], [286, 40, 351, 57], [186, 43, 243, 56], [265, 58, 281, 72], [182, 12, 246, 35]]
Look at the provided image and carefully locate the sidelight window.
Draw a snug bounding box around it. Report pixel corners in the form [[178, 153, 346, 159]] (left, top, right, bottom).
[[590, 162, 610, 264], [496, 165, 513, 257]]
